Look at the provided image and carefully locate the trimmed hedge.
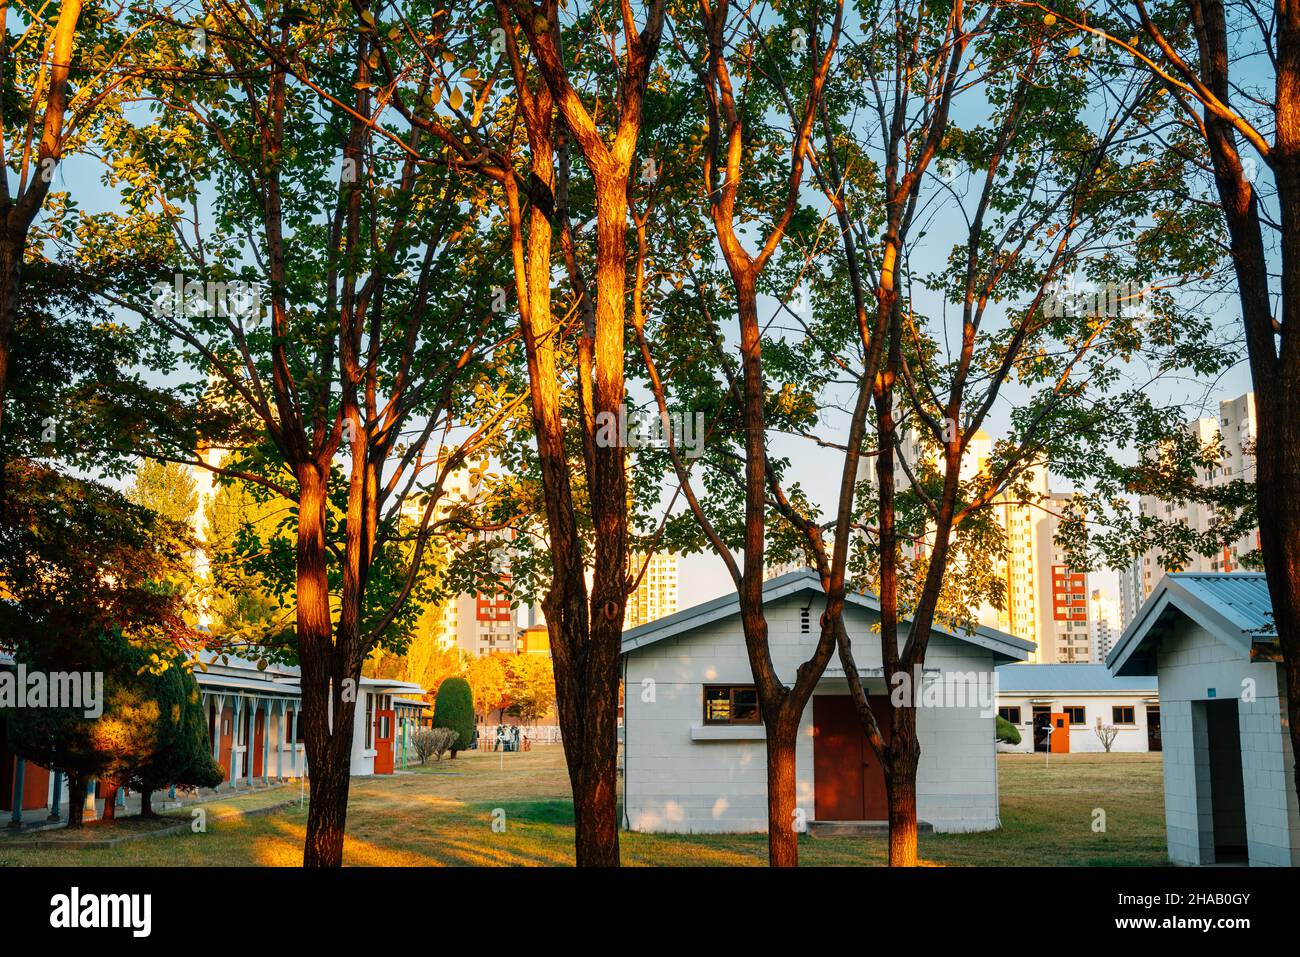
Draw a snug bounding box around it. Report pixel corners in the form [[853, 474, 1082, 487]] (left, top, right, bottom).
[[433, 676, 475, 756], [996, 714, 1022, 745]]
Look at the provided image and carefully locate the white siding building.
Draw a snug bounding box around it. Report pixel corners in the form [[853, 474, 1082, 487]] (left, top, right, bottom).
[[1108, 572, 1299, 866], [994, 663, 1159, 753], [620, 570, 1032, 835]]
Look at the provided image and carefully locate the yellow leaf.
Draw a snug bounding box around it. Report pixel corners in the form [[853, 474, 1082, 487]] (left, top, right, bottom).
[[450, 87, 463, 110]]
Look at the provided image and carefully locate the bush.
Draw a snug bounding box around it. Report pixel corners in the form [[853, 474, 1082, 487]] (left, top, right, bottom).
[[432, 677, 475, 757], [996, 715, 1021, 745], [413, 727, 459, 764]]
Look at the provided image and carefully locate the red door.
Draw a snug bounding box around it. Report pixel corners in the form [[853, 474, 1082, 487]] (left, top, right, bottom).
[[813, 695, 892, 821], [252, 710, 265, 778], [374, 710, 395, 775]]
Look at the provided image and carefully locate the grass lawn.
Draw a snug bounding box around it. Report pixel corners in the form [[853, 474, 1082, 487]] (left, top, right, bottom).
[[0, 746, 1167, 866]]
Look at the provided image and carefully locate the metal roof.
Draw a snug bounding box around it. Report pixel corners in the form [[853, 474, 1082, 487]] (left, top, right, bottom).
[[621, 568, 1034, 663], [1107, 572, 1275, 677], [995, 663, 1156, 694]]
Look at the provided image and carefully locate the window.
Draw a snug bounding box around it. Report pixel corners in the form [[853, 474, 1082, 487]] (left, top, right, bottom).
[[365, 695, 374, 749], [998, 706, 1021, 725], [703, 685, 761, 725], [1112, 705, 1136, 725], [1064, 706, 1086, 725]]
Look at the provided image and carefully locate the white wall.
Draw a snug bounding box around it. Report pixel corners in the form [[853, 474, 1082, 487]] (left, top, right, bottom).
[[995, 693, 1157, 753], [1155, 622, 1299, 867], [623, 594, 1002, 834]]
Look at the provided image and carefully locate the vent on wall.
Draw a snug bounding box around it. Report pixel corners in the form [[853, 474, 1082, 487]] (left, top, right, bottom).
[[800, 607, 810, 633]]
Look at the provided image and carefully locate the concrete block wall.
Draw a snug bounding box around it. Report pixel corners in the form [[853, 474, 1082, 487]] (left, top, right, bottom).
[[1155, 622, 1298, 866], [623, 594, 1002, 834]]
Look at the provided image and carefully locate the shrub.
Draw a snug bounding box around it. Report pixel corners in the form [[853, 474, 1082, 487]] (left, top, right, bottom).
[[413, 727, 459, 764], [996, 715, 1021, 745], [432, 677, 475, 757]]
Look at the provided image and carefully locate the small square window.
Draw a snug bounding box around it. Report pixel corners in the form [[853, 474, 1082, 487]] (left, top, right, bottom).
[[1063, 706, 1086, 725], [703, 685, 761, 725]]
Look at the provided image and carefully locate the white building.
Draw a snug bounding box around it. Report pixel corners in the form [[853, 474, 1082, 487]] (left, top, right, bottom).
[[994, 663, 1159, 753], [2, 652, 429, 824], [1130, 393, 1260, 618], [620, 569, 1032, 834], [1108, 572, 1299, 866]]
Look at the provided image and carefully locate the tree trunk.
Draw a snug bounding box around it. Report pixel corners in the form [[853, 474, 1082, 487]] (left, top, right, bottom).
[[99, 784, 117, 822], [294, 464, 357, 868], [65, 773, 85, 829], [765, 715, 800, 867], [884, 710, 921, 867], [139, 788, 156, 819], [303, 740, 352, 867], [0, 237, 20, 446], [878, 689, 925, 868]]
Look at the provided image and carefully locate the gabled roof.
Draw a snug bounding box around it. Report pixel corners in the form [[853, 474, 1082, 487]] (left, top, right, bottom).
[[1107, 572, 1275, 677], [622, 568, 1034, 663], [995, 663, 1156, 695]]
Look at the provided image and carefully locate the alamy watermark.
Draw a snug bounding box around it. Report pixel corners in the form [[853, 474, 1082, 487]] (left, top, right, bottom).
[[0, 665, 104, 718], [150, 274, 266, 329], [1042, 277, 1149, 320], [594, 403, 706, 459], [889, 665, 998, 718]]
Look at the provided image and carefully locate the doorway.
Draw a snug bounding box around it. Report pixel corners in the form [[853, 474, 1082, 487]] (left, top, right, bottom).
[[813, 695, 891, 820], [1203, 699, 1247, 862], [1032, 706, 1051, 752], [1146, 706, 1162, 752]]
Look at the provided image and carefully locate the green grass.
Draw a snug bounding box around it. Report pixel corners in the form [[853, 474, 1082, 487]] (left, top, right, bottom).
[[0, 747, 1167, 866]]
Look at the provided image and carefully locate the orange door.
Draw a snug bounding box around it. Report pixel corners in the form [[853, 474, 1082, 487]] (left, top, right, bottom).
[[1050, 712, 1070, 753], [813, 696, 891, 820], [374, 710, 395, 775]]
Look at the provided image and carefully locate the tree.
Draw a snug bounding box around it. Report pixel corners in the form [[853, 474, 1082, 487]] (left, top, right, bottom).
[[503, 654, 555, 724], [1094, 722, 1119, 753], [432, 676, 475, 758], [1023, 0, 1300, 818], [88, 1, 518, 865], [128, 663, 224, 817], [655, 0, 842, 868], [5, 631, 205, 827], [128, 460, 199, 528], [467, 654, 508, 723]]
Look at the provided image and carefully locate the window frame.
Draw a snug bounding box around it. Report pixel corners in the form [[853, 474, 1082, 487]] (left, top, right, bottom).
[[998, 706, 1022, 725], [702, 684, 762, 726], [1063, 705, 1086, 725], [1112, 705, 1136, 726]]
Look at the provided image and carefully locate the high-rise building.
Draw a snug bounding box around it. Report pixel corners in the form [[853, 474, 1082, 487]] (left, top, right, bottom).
[[860, 424, 1091, 662], [402, 463, 518, 657], [1131, 392, 1259, 612], [1089, 589, 1121, 661], [625, 552, 679, 629], [1118, 557, 1144, 630]]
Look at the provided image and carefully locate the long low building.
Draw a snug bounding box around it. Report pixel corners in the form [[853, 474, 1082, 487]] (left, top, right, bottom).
[[2, 651, 430, 825], [995, 663, 1160, 753]]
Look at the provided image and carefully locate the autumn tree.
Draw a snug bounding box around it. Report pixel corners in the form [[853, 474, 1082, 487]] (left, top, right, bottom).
[[83, 1, 518, 865]]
